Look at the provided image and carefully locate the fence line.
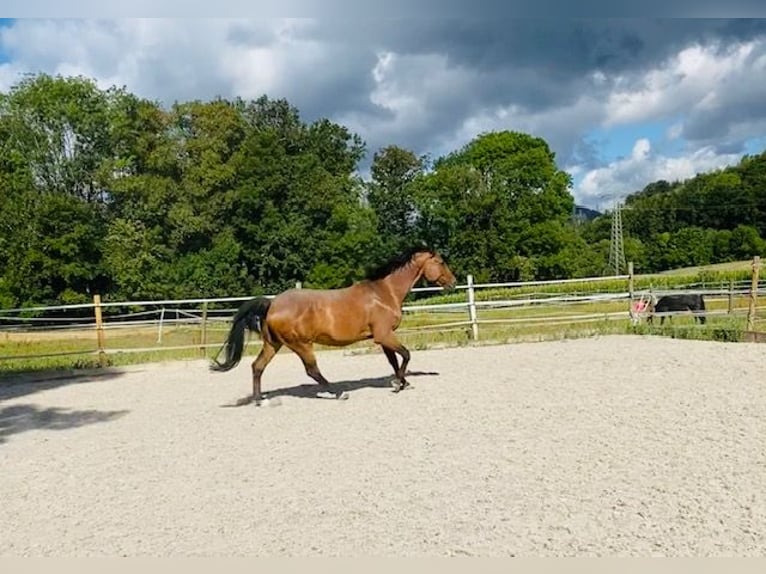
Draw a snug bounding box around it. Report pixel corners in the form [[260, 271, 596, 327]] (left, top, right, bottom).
[[2, 257, 764, 364]]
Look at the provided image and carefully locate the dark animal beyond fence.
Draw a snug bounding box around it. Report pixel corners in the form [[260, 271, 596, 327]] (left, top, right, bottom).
[[648, 294, 707, 325]]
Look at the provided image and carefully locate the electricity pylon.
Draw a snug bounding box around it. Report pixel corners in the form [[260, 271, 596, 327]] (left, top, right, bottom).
[[607, 202, 627, 276]]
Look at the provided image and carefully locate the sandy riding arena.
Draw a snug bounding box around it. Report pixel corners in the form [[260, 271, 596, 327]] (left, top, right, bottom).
[[1, 335, 764, 557]]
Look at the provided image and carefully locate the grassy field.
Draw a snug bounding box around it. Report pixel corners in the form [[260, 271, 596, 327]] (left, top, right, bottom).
[[653, 259, 759, 276]]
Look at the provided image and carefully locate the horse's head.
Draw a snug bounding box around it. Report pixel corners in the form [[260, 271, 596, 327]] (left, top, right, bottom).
[[416, 250, 457, 289]]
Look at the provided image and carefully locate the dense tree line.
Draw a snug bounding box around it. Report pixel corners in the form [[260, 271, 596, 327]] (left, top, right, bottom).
[[1, 74, 765, 308], [582, 153, 766, 272]]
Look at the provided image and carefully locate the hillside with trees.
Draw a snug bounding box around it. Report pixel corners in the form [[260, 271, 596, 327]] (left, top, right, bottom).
[[582, 153, 766, 273], [1, 73, 765, 308]]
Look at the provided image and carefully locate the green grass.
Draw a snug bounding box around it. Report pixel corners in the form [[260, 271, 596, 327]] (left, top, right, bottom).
[[655, 259, 759, 276]]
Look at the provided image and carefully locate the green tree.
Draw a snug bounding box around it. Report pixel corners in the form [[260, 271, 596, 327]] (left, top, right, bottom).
[[366, 145, 425, 252], [0, 74, 132, 305], [229, 96, 373, 291], [729, 224, 766, 260], [412, 131, 575, 281]]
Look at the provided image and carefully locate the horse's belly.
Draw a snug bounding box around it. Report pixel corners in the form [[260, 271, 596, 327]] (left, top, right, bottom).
[[314, 326, 373, 346]]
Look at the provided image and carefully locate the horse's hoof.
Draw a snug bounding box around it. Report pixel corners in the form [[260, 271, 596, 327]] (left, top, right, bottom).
[[395, 381, 411, 392]]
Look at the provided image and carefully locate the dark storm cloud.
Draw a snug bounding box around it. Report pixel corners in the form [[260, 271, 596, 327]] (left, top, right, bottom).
[[306, 18, 766, 110], [309, 20, 757, 99]]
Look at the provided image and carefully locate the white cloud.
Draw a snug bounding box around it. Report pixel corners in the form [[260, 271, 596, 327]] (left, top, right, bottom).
[[604, 42, 755, 127], [218, 20, 328, 101], [568, 38, 766, 207], [336, 50, 477, 157], [573, 138, 743, 209], [0, 19, 332, 105]]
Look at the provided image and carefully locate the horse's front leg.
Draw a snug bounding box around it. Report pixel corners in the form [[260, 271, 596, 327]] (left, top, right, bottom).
[[375, 332, 411, 392], [383, 347, 399, 378]]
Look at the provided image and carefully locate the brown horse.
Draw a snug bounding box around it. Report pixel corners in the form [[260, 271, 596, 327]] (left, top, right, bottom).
[[211, 247, 457, 405]]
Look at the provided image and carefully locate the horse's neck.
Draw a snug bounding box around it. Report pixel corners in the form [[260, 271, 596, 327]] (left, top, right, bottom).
[[378, 263, 423, 304]]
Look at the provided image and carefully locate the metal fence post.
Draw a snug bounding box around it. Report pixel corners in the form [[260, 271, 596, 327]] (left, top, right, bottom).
[[467, 274, 479, 341]]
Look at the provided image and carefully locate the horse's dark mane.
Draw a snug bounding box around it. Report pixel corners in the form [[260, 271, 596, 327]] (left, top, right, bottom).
[[365, 246, 435, 281]]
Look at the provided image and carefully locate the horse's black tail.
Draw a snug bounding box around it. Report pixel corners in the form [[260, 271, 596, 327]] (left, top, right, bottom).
[[210, 297, 272, 372]]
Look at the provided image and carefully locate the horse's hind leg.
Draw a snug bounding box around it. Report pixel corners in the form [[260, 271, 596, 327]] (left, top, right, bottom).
[[289, 342, 347, 400], [249, 339, 281, 406]]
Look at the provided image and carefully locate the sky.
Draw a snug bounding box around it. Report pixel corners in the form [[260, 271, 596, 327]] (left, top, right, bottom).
[[1, 18, 766, 210]]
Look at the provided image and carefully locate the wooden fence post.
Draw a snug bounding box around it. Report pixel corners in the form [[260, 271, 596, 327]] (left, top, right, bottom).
[[200, 301, 208, 356], [93, 294, 107, 367], [467, 274, 479, 342], [746, 256, 760, 332]]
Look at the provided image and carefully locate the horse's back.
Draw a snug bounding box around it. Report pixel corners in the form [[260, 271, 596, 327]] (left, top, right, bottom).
[[266, 284, 374, 345], [271, 285, 365, 308]]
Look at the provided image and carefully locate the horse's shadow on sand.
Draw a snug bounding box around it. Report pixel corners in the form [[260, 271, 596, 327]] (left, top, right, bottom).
[[221, 370, 439, 407]]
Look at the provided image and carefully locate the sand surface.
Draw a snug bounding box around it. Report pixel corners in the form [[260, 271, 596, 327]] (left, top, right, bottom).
[[1, 335, 764, 557]]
